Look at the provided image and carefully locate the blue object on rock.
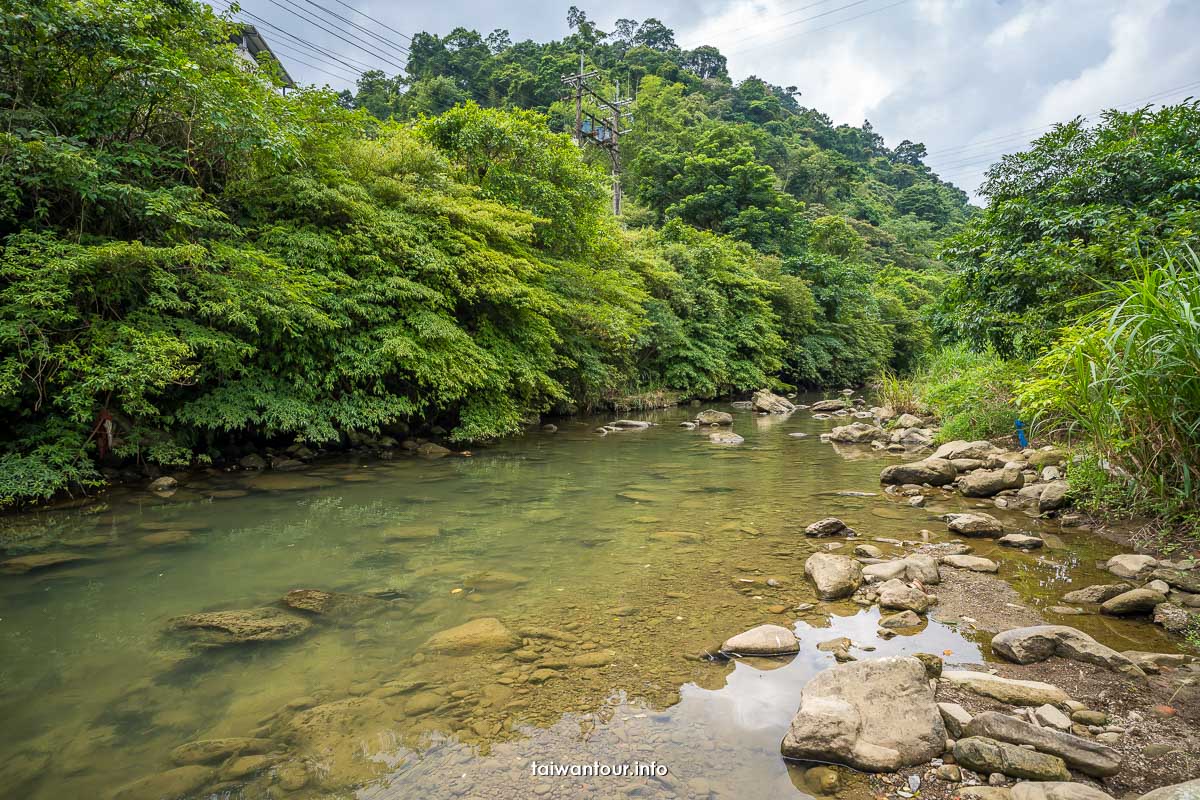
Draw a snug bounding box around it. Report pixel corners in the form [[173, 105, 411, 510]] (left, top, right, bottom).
[[1015, 419, 1028, 447]]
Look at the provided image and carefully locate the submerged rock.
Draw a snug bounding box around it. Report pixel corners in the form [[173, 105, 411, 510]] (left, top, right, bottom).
[[282, 589, 383, 618], [810, 399, 849, 412], [964, 712, 1122, 777], [804, 553, 863, 600], [880, 458, 957, 487], [708, 431, 744, 445], [720, 624, 800, 656], [169, 608, 312, 647], [109, 765, 215, 800], [780, 656, 946, 772], [954, 737, 1070, 781], [420, 617, 520, 655], [170, 737, 276, 766], [0, 552, 92, 574], [990, 625, 1142, 675]]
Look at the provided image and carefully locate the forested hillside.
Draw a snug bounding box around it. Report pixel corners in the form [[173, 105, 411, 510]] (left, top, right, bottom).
[[0, 0, 973, 506]]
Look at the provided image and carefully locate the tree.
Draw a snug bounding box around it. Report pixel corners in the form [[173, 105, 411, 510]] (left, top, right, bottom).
[[633, 19, 677, 51], [893, 139, 927, 167], [681, 46, 727, 80]]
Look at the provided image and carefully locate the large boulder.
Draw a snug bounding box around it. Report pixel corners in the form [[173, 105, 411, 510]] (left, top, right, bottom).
[[960, 467, 1025, 497], [944, 512, 1004, 537], [780, 657, 946, 772], [1100, 588, 1166, 616], [169, 608, 312, 647], [420, 617, 520, 655], [1060, 583, 1131, 604], [880, 458, 957, 486], [752, 390, 795, 414], [1038, 481, 1072, 512], [805, 517, 855, 537], [954, 737, 1070, 781], [877, 579, 932, 613], [804, 553, 863, 599], [1104, 554, 1158, 580], [990, 625, 1143, 675], [720, 624, 799, 656], [1012, 783, 1115, 800], [696, 409, 734, 426], [964, 712, 1122, 777], [941, 671, 1071, 706], [932, 440, 1001, 461], [1137, 778, 1200, 800], [830, 423, 885, 443]]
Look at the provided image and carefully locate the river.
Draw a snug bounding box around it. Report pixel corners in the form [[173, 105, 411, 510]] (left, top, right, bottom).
[[0, 400, 1181, 799]]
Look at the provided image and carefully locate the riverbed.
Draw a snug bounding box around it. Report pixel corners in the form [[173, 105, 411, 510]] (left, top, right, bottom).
[[0, 400, 1185, 799]]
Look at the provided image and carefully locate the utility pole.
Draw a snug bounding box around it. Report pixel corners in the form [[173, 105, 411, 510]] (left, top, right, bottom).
[[561, 55, 632, 215]]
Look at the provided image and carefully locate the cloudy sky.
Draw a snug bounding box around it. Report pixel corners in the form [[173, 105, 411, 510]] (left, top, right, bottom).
[[228, 0, 1200, 200]]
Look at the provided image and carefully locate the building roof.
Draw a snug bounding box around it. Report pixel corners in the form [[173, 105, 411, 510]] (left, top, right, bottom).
[[232, 25, 295, 88]]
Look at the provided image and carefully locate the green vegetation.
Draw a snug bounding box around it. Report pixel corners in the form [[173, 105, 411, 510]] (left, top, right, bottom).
[[924, 103, 1200, 525], [937, 102, 1200, 358], [3, 0, 1197, 530], [1018, 250, 1200, 518], [0, 0, 963, 506]]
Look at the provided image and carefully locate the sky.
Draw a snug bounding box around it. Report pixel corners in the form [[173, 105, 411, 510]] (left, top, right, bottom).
[[228, 0, 1200, 201]]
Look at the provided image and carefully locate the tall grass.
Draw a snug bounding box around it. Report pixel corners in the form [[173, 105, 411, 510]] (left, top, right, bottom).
[[1019, 249, 1200, 517], [876, 345, 1025, 442]]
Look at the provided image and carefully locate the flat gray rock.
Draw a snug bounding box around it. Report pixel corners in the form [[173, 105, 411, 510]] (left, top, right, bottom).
[[1137, 778, 1200, 800], [954, 736, 1070, 781], [1011, 782, 1115, 800], [941, 671, 1071, 706]]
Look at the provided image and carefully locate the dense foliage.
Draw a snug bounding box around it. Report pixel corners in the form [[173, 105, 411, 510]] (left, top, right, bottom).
[[1019, 251, 1200, 518], [341, 10, 975, 387], [0, 0, 975, 506], [937, 102, 1200, 358]]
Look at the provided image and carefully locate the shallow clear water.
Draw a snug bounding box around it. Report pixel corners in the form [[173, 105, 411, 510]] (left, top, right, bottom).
[[0, 401, 1183, 799]]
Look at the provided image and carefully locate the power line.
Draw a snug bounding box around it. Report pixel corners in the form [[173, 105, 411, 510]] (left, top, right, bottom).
[[294, 0, 411, 59], [927, 80, 1200, 175], [326, 0, 413, 43], [261, 0, 407, 71], [216, 4, 379, 77], [722, 0, 875, 50], [267, 40, 361, 82], [725, 0, 911, 56], [679, 0, 841, 48]]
